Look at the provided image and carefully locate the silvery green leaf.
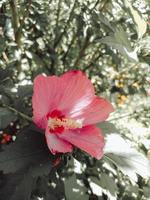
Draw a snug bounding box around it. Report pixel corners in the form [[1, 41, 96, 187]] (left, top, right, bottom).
[[104, 134, 150, 181], [124, 0, 147, 39]]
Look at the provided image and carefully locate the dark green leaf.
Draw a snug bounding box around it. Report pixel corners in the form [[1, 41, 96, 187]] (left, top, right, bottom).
[[0, 124, 53, 200], [64, 174, 88, 200], [18, 85, 33, 98], [0, 169, 35, 200], [0, 37, 6, 53], [0, 69, 13, 86], [0, 124, 52, 174], [0, 108, 17, 129]]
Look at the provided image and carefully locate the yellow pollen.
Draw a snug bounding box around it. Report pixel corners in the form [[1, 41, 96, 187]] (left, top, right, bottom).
[[48, 118, 82, 130]]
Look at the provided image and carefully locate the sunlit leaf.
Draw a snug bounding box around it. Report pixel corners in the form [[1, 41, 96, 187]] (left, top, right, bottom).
[[91, 173, 118, 196], [101, 26, 138, 62], [97, 121, 119, 135], [104, 134, 150, 181], [124, 0, 147, 39]]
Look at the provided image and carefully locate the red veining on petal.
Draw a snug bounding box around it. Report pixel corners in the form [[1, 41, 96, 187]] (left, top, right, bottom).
[[50, 125, 65, 134], [47, 109, 65, 119]]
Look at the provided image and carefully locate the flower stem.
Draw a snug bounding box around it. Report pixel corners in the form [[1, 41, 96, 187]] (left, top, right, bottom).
[[2, 103, 32, 122]]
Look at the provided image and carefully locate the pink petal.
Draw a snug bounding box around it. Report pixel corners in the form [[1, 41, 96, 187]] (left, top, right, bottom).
[[58, 125, 105, 159], [58, 70, 95, 116], [32, 75, 62, 129], [71, 97, 114, 126], [45, 126, 73, 154]]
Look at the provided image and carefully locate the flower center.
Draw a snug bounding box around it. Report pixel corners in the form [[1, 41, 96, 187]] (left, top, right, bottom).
[[47, 110, 82, 134]]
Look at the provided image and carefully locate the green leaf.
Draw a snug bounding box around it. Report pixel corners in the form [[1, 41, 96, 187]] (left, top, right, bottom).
[[124, 0, 147, 39], [25, 51, 33, 59], [92, 11, 114, 32], [0, 124, 52, 174], [143, 186, 150, 198], [0, 108, 17, 129], [64, 174, 88, 200], [36, 37, 45, 49], [104, 134, 150, 181], [0, 69, 13, 85], [99, 173, 118, 195], [0, 169, 35, 200], [91, 173, 118, 196], [101, 26, 138, 62], [126, 185, 139, 196], [0, 124, 53, 200], [98, 13, 114, 31], [17, 85, 33, 98], [0, 36, 6, 53], [97, 121, 119, 135]]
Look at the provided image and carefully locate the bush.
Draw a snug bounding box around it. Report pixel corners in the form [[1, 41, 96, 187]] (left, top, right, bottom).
[[0, 0, 150, 199]]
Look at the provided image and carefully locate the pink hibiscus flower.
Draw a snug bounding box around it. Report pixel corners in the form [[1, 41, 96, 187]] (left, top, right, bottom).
[[32, 70, 114, 159]]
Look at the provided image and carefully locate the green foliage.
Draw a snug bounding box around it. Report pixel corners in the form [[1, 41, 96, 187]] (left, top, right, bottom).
[[0, 124, 53, 200], [91, 173, 118, 197], [64, 174, 89, 200], [124, 0, 147, 39], [0, 108, 16, 129], [101, 26, 138, 62], [0, 0, 149, 199]]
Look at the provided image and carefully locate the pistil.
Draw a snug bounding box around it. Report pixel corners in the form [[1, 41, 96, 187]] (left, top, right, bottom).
[[48, 117, 82, 131]]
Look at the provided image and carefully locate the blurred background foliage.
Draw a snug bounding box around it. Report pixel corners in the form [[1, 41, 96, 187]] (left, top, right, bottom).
[[0, 0, 150, 199]]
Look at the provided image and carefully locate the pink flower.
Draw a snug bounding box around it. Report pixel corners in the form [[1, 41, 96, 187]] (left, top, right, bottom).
[[32, 70, 114, 159]]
